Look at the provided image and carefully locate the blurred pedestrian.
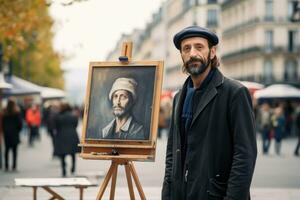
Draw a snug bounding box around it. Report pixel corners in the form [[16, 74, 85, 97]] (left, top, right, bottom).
[[158, 107, 167, 139], [25, 104, 41, 146], [294, 105, 300, 156], [45, 104, 59, 157], [162, 26, 257, 200], [272, 105, 285, 155], [1, 99, 23, 171], [54, 102, 80, 177], [257, 103, 272, 154]]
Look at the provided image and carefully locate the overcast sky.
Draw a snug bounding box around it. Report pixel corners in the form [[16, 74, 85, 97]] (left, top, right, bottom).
[[49, 0, 165, 104]]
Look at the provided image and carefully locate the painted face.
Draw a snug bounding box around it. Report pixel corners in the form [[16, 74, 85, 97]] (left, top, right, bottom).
[[180, 37, 214, 76], [112, 90, 132, 117]]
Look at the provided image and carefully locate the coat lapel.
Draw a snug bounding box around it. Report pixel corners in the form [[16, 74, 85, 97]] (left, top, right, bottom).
[[190, 69, 224, 127], [174, 79, 189, 129]]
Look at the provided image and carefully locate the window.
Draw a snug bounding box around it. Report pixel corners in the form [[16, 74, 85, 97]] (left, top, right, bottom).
[[288, 0, 300, 21], [288, 30, 298, 52], [207, 0, 217, 3], [207, 9, 218, 27], [288, 1, 294, 19], [183, 0, 195, 8], [284, 60, 298, 80], [263, 60, 273, 83], [265, 0, 273, 21], [265, 30, 273, 51]]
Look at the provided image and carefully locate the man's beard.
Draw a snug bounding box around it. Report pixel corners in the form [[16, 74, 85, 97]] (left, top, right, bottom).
[[113, 106, 130, 118], [184, 53, 211, 76]]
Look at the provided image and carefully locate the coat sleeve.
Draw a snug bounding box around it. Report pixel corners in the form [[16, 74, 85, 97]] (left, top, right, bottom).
[[161, 96, 177, 200], [225, 86, 257, 200]]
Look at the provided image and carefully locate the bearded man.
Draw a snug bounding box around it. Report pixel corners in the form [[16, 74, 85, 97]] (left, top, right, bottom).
[[102, 77, 145, 140], [162, 26, 257, 200]]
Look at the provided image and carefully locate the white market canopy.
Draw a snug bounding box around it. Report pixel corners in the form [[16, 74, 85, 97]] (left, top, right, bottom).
[[3, 75, 41, 96], [40, 86, 65, 100], [253, 84, 300, 100], [3, 75, 65, 100]]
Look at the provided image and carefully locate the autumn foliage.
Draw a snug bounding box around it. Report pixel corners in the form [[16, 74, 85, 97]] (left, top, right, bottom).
[[0, 0, 64, 89]]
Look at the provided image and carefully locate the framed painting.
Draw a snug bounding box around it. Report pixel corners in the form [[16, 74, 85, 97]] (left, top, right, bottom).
[[80, 60, 164, 161]]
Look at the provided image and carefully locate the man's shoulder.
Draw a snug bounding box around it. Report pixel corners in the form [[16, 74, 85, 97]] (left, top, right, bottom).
[[102, 119, 115, 138], [218, 77, 254, 108], [220, 76, 248, 95], [128, 118, 145, 139], [223, 76, 244, 90], [130, 118, 143, 130]]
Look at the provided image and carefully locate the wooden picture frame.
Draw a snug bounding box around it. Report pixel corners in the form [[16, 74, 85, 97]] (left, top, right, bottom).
[[80, 61, 164, 162]]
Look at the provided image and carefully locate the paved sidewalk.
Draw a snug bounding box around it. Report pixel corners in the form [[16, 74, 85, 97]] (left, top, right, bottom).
[[1, 126, 300, 199], [1, 186, 300, 200]]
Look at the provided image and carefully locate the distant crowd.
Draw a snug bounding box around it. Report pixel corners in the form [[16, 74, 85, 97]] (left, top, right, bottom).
[[1, 97, 300, 177], [0, 99, 84, 177], [158, 96, 300, 156], [255, 101, 300, 156]]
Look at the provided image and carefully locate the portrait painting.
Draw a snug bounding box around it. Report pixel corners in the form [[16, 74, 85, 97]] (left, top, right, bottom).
[[82, 61, 163, 144]]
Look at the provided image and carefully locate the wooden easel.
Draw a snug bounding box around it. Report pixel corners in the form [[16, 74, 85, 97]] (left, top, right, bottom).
[[96, 42, 146, 200], [96, 160, 146, 200]]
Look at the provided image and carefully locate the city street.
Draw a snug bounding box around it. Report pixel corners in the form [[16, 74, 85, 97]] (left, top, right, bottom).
[[1, 0, 300, 199], [0, 124, 300, 199]]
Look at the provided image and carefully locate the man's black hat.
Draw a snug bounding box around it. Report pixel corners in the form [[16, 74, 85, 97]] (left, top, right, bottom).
[[173, 25, 219, 50]]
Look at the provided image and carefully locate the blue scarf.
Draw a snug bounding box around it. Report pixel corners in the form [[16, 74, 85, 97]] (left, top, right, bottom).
[[181, 68, 216, 132]]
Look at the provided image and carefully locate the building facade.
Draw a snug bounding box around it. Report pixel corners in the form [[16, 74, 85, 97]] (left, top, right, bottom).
[[221, 0, 300, 86], [106, 0, 299, 90], [106, 0, 221, 90], [164, 0, 221, 89]]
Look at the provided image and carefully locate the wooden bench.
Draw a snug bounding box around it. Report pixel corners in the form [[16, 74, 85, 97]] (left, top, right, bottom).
[[15, 177, 95, 200]]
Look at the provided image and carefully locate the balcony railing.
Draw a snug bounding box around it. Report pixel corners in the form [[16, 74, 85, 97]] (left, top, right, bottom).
[[223, 17, 259, 36], [221, 46, 260, 61], [223, 16, 296, 37], [222, 46, 300, 61]]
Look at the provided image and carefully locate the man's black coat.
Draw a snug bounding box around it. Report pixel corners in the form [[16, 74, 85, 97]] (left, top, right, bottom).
[[162, 69, 257, 200]]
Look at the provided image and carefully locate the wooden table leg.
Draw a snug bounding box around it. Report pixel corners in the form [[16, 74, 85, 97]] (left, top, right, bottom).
[[76, 186, 87, 200], [42, 186, 64, 200], [33, 186, 37, 200], [129, 162, 146, 200], [96, 162, 116, 200], [109, 163, 118, 200], [125, 163, 135, 200]]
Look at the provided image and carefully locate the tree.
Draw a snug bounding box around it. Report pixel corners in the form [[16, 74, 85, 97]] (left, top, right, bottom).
[[0, 0, 64, 89]]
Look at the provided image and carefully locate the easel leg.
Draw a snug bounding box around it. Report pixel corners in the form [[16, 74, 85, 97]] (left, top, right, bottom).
[[96, 162, 117, 200], [109, 163, 118, 200], [125, 164, 135, 200], [95, 160, 147, 200], [128, 162, 146, 200]]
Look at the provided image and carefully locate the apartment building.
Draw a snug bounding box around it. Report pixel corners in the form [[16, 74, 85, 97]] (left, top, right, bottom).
[[221, 0, 300, 86], [164, 0, 221, 89], [106, 29, 144, 61], [106, 0, 221, 90]]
